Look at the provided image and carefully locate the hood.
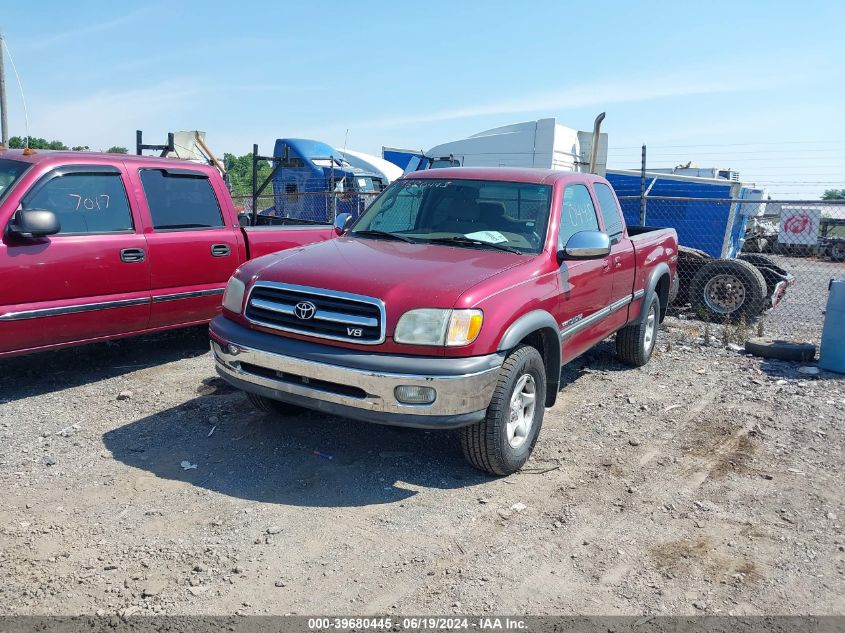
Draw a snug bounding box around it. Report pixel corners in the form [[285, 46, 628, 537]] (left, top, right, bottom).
[[249, 236, 530, 315]]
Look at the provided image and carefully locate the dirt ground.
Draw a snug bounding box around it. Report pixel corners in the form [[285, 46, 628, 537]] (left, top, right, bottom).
[[0, 317, 843, 617]]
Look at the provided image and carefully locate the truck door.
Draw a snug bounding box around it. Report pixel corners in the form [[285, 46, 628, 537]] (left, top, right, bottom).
[[594, 182, 636, 331], [555, 183, 614, 362], [0, 165, 150, 354], [133, 167, 244, 329]]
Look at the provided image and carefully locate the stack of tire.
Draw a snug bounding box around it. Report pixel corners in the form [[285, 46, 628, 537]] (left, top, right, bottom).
[[676, 247, 789, 322]]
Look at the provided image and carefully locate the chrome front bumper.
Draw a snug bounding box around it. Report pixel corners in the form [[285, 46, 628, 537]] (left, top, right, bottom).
[[210, 320, 503, 429]]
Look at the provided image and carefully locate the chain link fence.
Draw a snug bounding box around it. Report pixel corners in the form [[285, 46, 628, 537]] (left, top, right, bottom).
[[230, 177, 380, 226], [617, 196, 845, 343]]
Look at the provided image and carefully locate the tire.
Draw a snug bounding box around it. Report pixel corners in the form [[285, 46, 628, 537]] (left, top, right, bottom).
[[744, 337, 816, 362], [737, 253, 781, 270], [616, 293, 660, 367], [246, 392, 304, 416], [675, 247, 711, 305], [690, 259, 767, 321], [831, 242, 845, 262], [460, 345, 546, 476]]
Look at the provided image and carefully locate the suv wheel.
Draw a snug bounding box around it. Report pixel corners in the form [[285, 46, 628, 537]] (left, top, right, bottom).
[[246, 392, 304, 416], [460, 345, 546, 476]]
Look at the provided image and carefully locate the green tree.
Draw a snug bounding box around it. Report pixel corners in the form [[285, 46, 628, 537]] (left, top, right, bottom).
[[223, 152, 272, 198], [106, 146, 129, 154], [8, 136, 69, 150], [822, 189, 845, 200]]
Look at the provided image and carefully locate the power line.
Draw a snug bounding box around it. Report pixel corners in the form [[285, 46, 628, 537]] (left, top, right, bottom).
[[608, 140, 845, 150]]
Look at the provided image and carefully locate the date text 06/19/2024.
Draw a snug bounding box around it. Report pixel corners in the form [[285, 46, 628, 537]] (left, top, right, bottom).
[[306, 617, 528, 630]]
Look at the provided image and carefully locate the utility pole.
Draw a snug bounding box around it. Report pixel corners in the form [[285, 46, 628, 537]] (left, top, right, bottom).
[[0, 32, 9, 146], [639, 144, 647, 225]]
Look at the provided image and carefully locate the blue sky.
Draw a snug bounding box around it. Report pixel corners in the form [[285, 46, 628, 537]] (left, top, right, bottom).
[[2, 0, 844, 197]]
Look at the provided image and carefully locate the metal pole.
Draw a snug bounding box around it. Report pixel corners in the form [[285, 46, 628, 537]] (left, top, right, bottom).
[[251, 144, 258, 226], [639, 144, 647, 225], [0, 33, 8, 146], [135, 130, 143, 156], [330, 156, 337, 222]]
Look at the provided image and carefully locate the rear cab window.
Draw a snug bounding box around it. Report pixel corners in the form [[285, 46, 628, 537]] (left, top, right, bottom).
[[558, 183, 600, 248], [140, 169, 224, 230], [593, 182, 625, 243]]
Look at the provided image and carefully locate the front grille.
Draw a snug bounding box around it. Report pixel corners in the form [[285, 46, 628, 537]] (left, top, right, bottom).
[[245, 282, 385, 344]]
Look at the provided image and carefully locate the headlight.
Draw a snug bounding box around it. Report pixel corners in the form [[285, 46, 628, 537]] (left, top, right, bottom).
[[394, 309, 483, 346], [222, 276, 246, 314]]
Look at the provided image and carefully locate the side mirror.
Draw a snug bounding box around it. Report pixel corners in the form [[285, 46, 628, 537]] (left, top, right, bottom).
[[334, 212, 352, 236], [8, 209, 61, 239], [557, 230, 611, 262]]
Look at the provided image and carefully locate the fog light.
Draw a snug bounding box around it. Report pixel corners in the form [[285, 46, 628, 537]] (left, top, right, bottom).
[[394, 385, 436, 405], [227, 344, 241, 356]]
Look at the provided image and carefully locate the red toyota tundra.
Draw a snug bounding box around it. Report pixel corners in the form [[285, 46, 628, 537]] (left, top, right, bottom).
[[211, 168, 679, 474], [0, 149, 335, 358]]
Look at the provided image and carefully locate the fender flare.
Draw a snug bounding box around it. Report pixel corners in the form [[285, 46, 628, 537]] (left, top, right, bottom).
[[498, 309, 561, 407], [637, 262, 671, 322]]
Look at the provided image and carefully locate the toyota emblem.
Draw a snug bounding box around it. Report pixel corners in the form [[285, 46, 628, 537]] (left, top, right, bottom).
[[294, 301, 317, 320]]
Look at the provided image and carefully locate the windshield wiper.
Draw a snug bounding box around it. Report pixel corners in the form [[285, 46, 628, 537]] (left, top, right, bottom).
[[425, 236, 522, 254], [351, 229, 417, 243]]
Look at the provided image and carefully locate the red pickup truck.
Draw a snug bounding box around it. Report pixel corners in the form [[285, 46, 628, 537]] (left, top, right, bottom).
[[210, 168, 679, 475], [0, 149, 334, 358]]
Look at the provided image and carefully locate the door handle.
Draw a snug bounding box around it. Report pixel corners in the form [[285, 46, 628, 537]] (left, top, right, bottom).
[[211, 243, 231, 257], [120, 248, 145, 263], [614, 256, 623, 268]]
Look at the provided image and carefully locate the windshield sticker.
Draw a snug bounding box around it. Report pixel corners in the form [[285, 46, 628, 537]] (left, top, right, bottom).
[[465, 230, 507, 244]]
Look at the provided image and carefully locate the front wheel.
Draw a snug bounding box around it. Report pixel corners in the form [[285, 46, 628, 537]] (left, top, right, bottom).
[[460, 345, 546, 476], [616, 294, 660, 367]]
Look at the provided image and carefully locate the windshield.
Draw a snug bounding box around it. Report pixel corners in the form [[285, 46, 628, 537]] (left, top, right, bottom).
[[0, 158, 28, 204], [350, 178, 552, 254]]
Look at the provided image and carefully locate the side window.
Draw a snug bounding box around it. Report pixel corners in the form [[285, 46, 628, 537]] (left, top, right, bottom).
[[140, 170, 224, 230], [558, 184, 600, 248], [594, 183, 625, 243], [23, 172, 133, 234]]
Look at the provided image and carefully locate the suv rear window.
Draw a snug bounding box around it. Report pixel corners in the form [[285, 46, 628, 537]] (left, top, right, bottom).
[[140, 169, 224, 230]]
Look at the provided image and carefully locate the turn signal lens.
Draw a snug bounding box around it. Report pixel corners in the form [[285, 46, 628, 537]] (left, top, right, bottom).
[[446, 310, 483, 346]]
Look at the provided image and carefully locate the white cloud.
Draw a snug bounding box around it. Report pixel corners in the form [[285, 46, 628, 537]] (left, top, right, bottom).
[[350, 71, 757, 129], [27, 80, 200, 150], [21, 9, 153, 52]]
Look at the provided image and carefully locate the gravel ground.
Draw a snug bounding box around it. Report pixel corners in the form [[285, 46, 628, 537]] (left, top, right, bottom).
[[0, 318, 843, 617]]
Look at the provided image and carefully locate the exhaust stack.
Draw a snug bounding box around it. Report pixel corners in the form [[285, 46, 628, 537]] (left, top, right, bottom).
[[589, 112, 606, 174]]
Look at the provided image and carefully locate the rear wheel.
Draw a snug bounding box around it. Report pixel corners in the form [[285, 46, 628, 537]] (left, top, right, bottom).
[[460, 345, 546, 476], [247, 392, 304, 416], [616, 294, 660, 367]]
